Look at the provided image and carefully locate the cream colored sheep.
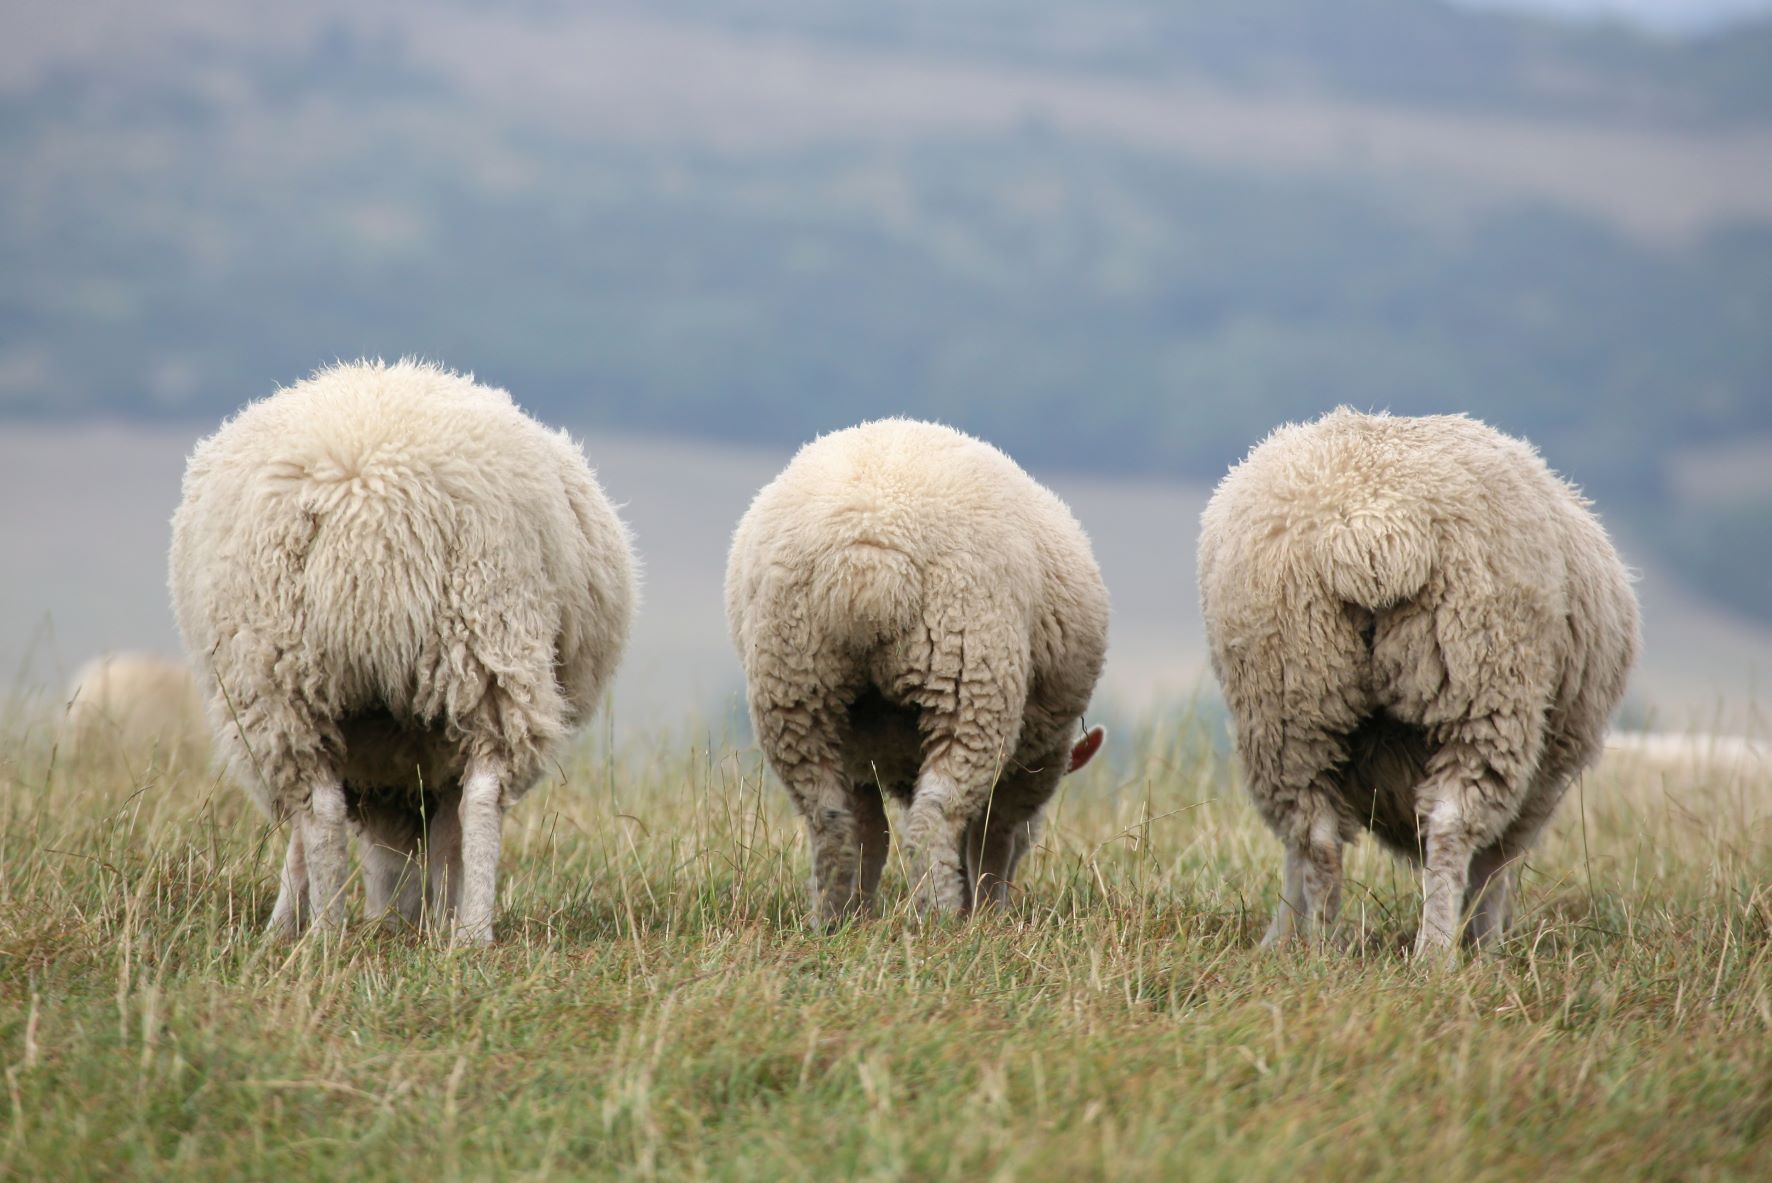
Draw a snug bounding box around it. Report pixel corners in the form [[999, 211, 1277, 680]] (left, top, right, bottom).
[[1602, 732, 1770, 791], [1199, 408, 1638, 955], [62, 652, 207, 767], [170, 359, 636, 943], [726, 418, 1109, 923]]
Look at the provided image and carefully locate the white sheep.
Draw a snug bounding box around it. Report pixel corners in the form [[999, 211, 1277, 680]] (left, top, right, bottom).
[[169, 359, 636, 943], [62, 652, 208, 768], [1602, 731, 1769, 786], [1198, 408, 1638, 954], [725, 418, 1110, 922]]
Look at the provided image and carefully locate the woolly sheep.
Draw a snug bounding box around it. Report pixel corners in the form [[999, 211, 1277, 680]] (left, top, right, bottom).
[[725, 418, 1110, 923], [62, 652, 207, 767], [169, 359, 637, 943], [1198, 408, 1638, 955], [1603, 732, 1769, 782]]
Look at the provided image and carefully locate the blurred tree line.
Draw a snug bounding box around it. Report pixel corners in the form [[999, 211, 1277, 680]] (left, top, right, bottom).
[[2, 1, 1768, 620]]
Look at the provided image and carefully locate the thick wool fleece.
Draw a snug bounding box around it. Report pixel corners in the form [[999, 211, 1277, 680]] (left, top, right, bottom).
[[63, 652, 208, 766], [726, 418, 1110, 921], [170, 359, 635, 940], [1199, 408, 1638, 954]]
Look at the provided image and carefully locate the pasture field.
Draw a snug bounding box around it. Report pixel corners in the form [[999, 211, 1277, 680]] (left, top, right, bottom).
[[0, 706, 1768, 1181]]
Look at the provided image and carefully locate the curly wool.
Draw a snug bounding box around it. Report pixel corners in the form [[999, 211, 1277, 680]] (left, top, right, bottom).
[[170, 359, 636, 939], [1199, 408, 1638, 953], [726, 418, 1109, 920]]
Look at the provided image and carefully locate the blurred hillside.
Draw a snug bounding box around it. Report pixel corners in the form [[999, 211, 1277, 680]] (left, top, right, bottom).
[[1, 0, 1769, 622]]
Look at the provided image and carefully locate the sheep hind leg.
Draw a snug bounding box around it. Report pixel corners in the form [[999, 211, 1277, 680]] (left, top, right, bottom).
[[1465, 814, 1552, 951], [301, 775, 351, 933], [1264, 811, 1344, 948], [967, 791, 1046, 913], [1462, 842, 1515, 951], [904, 769, 970, 918], [454, 760, 506, 946], [963, 818, 992, 913], [962, 815, 987, 912], [1003, 819, 1043, 889], [1465, 743, 1589, 952], [904, 645, 1026, 920], [422, 800, 464, 934], [1415, 754, 1515, 958], [384, 850, 425, 930], [789, 766, 869, 929], [1261, 845, 1306, 948], [1417, 812, 1478, 957], [967, 818, 1029, 913], [361, 816, 424, 932], [753, 682, 865, 927], [268, 822, 310, 936]]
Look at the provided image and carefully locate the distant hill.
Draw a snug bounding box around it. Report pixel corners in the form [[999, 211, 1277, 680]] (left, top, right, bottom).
[[1, 1, 1769, 621], [629, 0, 1772, 123]]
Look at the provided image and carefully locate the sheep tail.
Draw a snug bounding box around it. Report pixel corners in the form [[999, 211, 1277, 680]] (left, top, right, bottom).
[[1312, 509, 1433, 610], [823, 542, 921, 639]]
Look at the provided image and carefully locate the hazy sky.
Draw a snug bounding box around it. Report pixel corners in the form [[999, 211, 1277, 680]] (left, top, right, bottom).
[[1458, 0, 1772, 32]]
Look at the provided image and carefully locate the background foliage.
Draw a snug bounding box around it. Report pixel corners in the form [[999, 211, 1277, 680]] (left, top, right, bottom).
[[3, 0, 1770, 618]]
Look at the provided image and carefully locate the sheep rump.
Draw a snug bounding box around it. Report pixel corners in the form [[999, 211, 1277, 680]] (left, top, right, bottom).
[[62, 652, 208, 767], [1198, 408, 1638, 954], [725, 418, 1109, 922], [169, 359, 636, 942]]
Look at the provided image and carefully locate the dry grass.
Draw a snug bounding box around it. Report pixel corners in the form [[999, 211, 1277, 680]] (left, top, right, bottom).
[[1, 703, 1768, 1181]]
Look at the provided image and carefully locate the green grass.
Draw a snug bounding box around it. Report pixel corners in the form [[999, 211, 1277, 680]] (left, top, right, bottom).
[[1, 707, 1768, 1181]]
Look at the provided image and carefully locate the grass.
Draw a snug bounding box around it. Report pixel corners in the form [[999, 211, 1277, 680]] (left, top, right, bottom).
[[1, 705, 1768, 1181]]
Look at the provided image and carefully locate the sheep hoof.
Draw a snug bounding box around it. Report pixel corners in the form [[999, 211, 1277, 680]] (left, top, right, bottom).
[[1262, 922, 1354, 953], [451, 922, 496, 948], [911, 896, 965, 926], [1410, 932, 1463, 964]]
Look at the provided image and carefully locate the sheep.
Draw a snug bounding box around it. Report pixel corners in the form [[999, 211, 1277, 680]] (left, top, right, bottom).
[[1198, 408, 1638, 955], [61, 652, 208, 768], [1602, 731, 1769, 790], [725, 418, 1110, 923], [169, 359, 636, 943]]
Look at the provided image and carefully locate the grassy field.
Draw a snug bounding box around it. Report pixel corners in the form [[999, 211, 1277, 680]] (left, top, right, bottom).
[[1, 706, 1768, 1181]]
